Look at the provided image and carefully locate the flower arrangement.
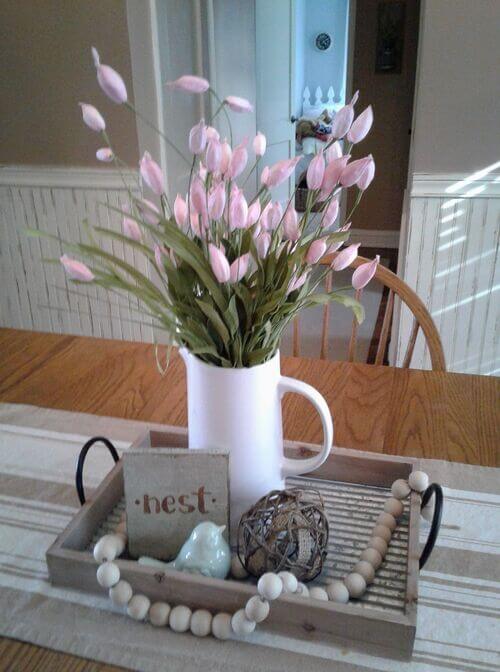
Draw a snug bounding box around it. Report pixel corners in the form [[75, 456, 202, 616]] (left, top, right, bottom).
[[31, 49, 378, 368]]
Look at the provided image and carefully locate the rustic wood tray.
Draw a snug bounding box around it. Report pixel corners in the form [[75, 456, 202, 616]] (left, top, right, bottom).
[[47, 426, 420, 659]]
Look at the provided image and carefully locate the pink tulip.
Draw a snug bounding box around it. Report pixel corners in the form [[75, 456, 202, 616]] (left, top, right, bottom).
[[136, 198, 161, 225], [352, 255, 379, 290], [287, 271, 309, 294], [166, 75, 209, 93], [60, 254, 94, 282], [229, 141, 248, 179], [262, 156, 302, 188], [229, 190, 248, 229], [340, 157, 371, 187], [140, 151, 165, 195], [357, 155, 375, 190], [220, 139, 232, 174], [79, 103, 105, 132], [253, 131, 266, 156], [283, 206, 299, 241], [190, 212, 204, 238], [331, 243, 360, 271], [305, 238, 327, 264], [269, 201, 283, 230], [206, 126, 220, 141], [91, 47, 127, 104], [229, 253, 250, 282], [189, 120, 207, 155], [174, 194, 188, 227], [209, 243, 230, 282], [325, 141, 343, 163], [328, 221, 352, 253], [350, 90, 360, 106], [247, 199, 261, 227], [259, 202, 272, 230], [154, 244, 166, 268], [321, 198, 340, 229], [208, 182, 226, 220], [224, 95, 253, 113], [205, 139, 221, 173], [319, 156, 349, 200], [255, 232, 271, 258], [198, 162, 208, 181], [96, 147, 113, 162], [347, 105, 373, 144], [331, 104, 354, 139], [307, 151, 325, 190], [123, 214, 142, 241]]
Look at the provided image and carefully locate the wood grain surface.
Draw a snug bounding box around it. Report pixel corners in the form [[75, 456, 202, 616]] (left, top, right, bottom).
[[0, 328, 498, 671]]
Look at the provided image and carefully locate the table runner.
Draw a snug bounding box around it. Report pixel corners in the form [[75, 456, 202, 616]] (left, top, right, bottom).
[[0, 403, 498, 672]]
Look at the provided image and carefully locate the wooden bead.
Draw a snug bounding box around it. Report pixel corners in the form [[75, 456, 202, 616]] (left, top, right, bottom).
[[391, 479, 411, 500], [344, 573, 366, 598], [376, 512, 397, 531], [127, 594, 150, 621], [231, 555, 248, 579], [309, 586, 329, 601], [384, 497, 404, 518], [149, 602, 171, 627], [326, 580, 349, 603], [295, 582, 309, 597], [353, 560, 375, 584], [231, 608, 256, 635], [190, 609, 212, 637], [373, 524, 392, 543], [245, 595, 270, 623], [169, 605, 192, 633], [109, 580, 133, 606], [93, 535, 122, 563], [257, 573, 283, 601], [96, 561, 120, 588], [211, 612, 232, 640], [368, 536, 388, 557], [409, 470, 429, 493], [277, 571, 298, 594], [360, 547, 383, 569]]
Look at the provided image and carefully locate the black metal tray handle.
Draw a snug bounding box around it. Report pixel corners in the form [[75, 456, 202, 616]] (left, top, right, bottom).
[[419, 483, 443, 569], [75, 436, 120, 505]]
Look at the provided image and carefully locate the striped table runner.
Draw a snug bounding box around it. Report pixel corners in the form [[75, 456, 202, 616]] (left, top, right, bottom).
[[0, 403, 498, 672]]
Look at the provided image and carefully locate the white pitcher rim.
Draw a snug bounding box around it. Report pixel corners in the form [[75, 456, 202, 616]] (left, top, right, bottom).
[[179, 346, 280, 372]]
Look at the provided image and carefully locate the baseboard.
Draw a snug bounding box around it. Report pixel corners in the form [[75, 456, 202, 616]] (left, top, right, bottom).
[[0, 165, 137, 189]]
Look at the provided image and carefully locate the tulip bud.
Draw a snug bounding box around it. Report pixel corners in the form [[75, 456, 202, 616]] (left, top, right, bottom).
[[91, 47, 127, 104], [357, 155, 375, 190], [229, 141, 248, 179], [283, 206, 299, 241], [123, 213, 142, 241], [306, 151, 325, 190], [60, 254, 94, 282], [325, 141, 343, 163], [319, 156, 349, 200], [331, 104, 354, 139], [255, 232, 271, 259], [205, 139, 222, 173], [224, 95, 253, 113], [79, 103, 105, 132], [174, 194, 188, 228], [136, 198, 161, 225], [220, 139, 232, 174], [287, 271, 309, 294], [229, 190, 249, 230], [253, 131, 266, 156], [350, 90, 360, 106], [189, 119, 207, 155], [340, 157, 371, 188], [208, 182, 226, 220], [166, 75, 209, 93], [229, 253, 250, 283], [206, 126, 220, 141], [263, 156, 302, 188], [261, 165, 270, 186], [347, 105, 374, 144], [321, 198, 340, 229], [331, 243, 360, 271], [96, 147, 113, 162], [154, 244, 166, 269], [247, 199, 261, 227], [352, 255, 379, 290], [208, 243, 230, 282], [305, 238, 327, 264], [139, 151, 165, 195], [269, 201, 283, 230]]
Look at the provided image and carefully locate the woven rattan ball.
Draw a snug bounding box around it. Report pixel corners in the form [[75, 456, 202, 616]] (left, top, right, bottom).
[[238, 488, 329, 582]]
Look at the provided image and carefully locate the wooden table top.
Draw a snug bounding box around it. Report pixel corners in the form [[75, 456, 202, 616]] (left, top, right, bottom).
[[0, 327, 498, 671]]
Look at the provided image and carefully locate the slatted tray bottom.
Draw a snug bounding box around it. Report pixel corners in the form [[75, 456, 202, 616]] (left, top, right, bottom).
[[89, 477, 409, 615]]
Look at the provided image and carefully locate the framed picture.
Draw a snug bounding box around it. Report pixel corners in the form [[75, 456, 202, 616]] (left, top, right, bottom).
[[375, 1, 406, 73]]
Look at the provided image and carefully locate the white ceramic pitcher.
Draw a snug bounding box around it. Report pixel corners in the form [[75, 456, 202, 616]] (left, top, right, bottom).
[[179, 348, 333, 539]]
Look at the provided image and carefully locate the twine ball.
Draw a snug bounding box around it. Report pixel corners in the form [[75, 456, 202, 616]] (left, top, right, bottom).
[[238, 488, 329, 582]]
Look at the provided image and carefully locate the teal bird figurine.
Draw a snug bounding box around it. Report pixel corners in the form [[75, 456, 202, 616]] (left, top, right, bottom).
[[138, 521, 231, 579]]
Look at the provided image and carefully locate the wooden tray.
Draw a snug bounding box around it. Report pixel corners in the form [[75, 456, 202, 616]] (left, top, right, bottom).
[[47, 426, 420, 659]]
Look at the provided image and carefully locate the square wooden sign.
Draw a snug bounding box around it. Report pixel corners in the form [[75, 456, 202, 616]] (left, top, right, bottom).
[[123, 430, 229, 560]]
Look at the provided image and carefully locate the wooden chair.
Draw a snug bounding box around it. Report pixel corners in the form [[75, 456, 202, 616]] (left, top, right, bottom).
[[292, 254, 446, 371]]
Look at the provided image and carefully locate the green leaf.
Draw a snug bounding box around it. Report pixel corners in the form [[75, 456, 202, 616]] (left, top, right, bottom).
[[195, 298, 230, 348]]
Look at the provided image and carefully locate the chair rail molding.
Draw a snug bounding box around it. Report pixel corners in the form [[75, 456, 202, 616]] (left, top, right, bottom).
[[396, 170, 499, 375]]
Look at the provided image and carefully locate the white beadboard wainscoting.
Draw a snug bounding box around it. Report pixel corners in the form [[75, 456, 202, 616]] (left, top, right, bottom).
[[0, 166, 154, 342], [396, 171, 499, 375]]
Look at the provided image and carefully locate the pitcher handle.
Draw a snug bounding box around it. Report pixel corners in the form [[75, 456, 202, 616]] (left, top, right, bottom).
[[278, 376, 333, 478]]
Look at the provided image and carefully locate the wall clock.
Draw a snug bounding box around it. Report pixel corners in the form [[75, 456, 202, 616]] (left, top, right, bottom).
[[315, 32, 332, 52]]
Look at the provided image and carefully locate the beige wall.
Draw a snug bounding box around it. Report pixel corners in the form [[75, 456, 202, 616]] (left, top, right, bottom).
[[0, 0, 139, 167], [411, 0, 500, 175], [347, 0, 420, 233]]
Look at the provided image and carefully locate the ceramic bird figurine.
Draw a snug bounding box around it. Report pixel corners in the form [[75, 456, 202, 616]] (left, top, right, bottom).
[[138, 521, 231, 579]]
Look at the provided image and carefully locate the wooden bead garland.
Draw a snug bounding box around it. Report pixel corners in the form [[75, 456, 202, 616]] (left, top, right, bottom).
[[92, 472, 428, 639]]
